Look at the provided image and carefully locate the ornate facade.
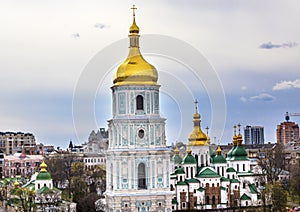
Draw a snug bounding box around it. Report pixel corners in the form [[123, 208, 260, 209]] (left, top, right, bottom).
[[171, 108, 263, 210], [105, 6, 173, 212]]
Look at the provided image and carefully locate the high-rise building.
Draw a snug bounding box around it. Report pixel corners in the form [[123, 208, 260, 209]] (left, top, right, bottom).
[[244, 126, 264, 145], [277, 121, 299, 145], [105, 6, 173, 211], [0, 132, 37, 155]]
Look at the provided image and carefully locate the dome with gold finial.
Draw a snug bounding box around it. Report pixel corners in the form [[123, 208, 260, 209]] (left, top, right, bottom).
[[113, 5, 158, 86], [173, 145, 183, 164], [182, 146, 197, 164], [212, 146, 227, 164], [226, 125, 238, 160], [36, 160, 52, 180], [188, 100, 208, 146]]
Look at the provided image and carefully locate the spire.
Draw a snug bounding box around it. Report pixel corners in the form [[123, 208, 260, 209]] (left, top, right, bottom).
[[188, 100, 208, 146], [187, 146, 192, 155], [216, 146, 222, 155], [233, 125, 238, 146], [113, 5, 158, 86], [175, 145, 180, 155], [237, 123, 243, 145], [130, 5, 139, 34]]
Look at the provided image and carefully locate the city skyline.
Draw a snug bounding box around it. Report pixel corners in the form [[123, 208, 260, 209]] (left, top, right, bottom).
[[1, 1, 300, 148]]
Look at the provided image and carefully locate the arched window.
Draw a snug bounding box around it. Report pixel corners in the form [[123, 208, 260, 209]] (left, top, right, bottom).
[[206, 196, 210, 204], [195, 154, 198, 165], [138, 163, 146, 189], [212, 196, 216, 205], [136, 95, 144, 110]]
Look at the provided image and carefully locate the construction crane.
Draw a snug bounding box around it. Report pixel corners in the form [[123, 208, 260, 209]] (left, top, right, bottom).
[[285, 112, 300, 121]]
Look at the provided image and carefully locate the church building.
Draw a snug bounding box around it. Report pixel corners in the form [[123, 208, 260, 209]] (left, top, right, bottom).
[[105, 6, 173, 212]]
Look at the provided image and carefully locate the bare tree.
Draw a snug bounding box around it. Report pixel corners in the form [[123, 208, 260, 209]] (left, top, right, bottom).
[[257, 143, 285, 184]]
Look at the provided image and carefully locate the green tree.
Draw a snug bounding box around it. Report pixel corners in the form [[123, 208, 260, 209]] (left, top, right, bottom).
[[70, 162, 88, 204], [272, 181, 287, 211], [11, 187, 36, 212]]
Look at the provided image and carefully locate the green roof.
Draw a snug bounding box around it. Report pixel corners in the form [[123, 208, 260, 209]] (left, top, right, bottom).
[[174, 167, 185, 174], [176, 181, 188, 186], [172, 199, 178, 204], [197, 187, 205, 192], [226, 167, 236, 172], [220, 186, 227, 191], [240, 193, 251, 201], [231, 145, 248, 161], [185, 178, 199, 183], [36, 171, 52, 180], [230, 179, 239, 183], [212, 154, 227, 164], [226, 146, 236, 160], [173, 155, 183, 164], [182, 154, 197, 164], [221, 176, 230, 181], [196, 168, 220, 178], [248, 183, 258, 194], [37, 186, 51, 194]]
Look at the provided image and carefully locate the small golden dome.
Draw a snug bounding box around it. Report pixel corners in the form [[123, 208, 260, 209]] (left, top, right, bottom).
[[187, 146, 192, 155], [14, 180, 19, 187], [40, 160, 47, 172], [216, 146, 222, 155], [113, 5, 158, 86], [188, 100, 208, 146], [175, 145, 180, 154]]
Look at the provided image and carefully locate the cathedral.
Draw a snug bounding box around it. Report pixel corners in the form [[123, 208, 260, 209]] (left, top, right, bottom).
[[170, 109, 263, 210], [105, 6, 263, 212], [105, 6, 173, 212]]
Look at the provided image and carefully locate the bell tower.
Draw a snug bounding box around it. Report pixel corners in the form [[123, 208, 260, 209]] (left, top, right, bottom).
[[105, 6, 173, 212]]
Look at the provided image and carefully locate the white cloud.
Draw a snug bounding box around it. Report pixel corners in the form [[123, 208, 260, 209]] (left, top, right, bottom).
[[240, 96, 247, 102], [259, 41, 298, 49], [241, 86, 247, 90], [273, 79, 300, 90], [71, 33, 80, 39], [250, 93, 275, 102], [94, 23, 109, 29]]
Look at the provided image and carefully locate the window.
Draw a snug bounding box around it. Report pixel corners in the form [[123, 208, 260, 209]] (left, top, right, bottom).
[[136, 95, 144, 110], [138, 129, 144, 139], [138, 163, 146, 189], [243, 164, 245, 171], [182, 202, 186, 208], [212, 196, 216, 205]]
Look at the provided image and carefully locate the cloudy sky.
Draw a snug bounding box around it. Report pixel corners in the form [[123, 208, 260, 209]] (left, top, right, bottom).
[[1, 0, 299, 148]]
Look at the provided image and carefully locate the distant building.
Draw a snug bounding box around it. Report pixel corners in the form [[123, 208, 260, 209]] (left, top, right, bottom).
[[0, 132, 37, 155], [277, 121, 299, 145], [4, 153, 43, 178], [244, 126, 264, 145]]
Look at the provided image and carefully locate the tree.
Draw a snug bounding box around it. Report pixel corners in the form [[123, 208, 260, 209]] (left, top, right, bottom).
[[257, 143, 285, 184], [271, 181, 287, 211], [11, 187, 36, 212], [77, 192, 99, 212], [70, 162, 88, 204], [289, 163, 300, 202]]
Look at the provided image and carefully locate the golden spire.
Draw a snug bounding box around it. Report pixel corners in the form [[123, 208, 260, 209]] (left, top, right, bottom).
[[187, 146, 192, 155], [206, 126, 211, 145], [188, 100, 208, 146], [175, 145, 180, 154], [216, 146, 222, 155], [113, 5, 158, 86], [40, 160, 48, 172], [129, 5, 139, 34], [237, 123, 243, 145], [232, 125, 238, 146]]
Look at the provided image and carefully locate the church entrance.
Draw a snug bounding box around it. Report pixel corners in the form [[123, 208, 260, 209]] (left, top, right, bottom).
[[138, 163, 146, 189]]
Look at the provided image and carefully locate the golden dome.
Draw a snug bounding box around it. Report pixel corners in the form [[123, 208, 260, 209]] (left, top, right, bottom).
[[40, 160, 48, 172], [216, 146, 222, 155], [188, 100, 208, 146], [113, 5, 158, 86], [14, 180, 19, 187]]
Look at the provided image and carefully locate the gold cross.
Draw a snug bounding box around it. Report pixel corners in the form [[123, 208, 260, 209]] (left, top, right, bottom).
[[131, 5, 137, 17]]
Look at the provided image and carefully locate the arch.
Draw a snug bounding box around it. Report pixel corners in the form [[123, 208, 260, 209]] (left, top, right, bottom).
[[138, 163, 146, 189], [212, 196, 216, 205], [136, 95, 144, 110]]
